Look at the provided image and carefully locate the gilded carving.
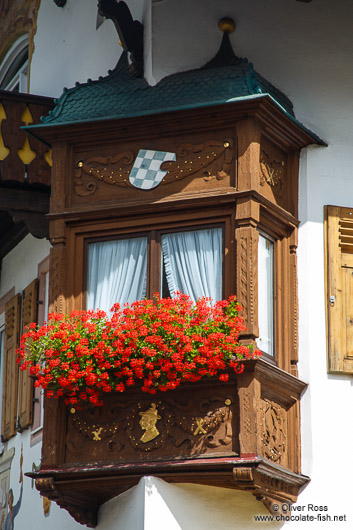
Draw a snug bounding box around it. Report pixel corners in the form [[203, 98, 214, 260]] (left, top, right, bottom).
[[260, 149, 284, 192], [139, 403, 161, 443], [65, 391, 234, 462], [72, 415, 119, 442], [74, 139, 233, 196], [260, 400, 287, 463]]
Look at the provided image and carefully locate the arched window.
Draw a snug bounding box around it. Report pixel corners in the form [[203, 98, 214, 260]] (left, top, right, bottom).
[[0, 35, 29, 93]]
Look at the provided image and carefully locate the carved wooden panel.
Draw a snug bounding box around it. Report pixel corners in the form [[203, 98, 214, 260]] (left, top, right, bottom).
[[258, 139, 293, 213], [65, 382, 237, 465], [258, 398, 288, 467], [69, 131, 235, 209], [234, 225, 258, 338], [49, 242, 66, 315]]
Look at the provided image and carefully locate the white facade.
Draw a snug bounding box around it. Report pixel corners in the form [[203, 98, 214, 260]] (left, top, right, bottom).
[[0, 0, 352, 528]]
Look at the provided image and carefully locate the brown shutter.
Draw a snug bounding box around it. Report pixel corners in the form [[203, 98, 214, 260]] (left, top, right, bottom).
[[18, 279, 38, 430], [326, 205, 353, 373], [1, 294, 21, 440]]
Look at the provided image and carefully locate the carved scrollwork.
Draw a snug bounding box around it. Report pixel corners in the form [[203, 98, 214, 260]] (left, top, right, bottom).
[[65, 390, 235, 462], [74, 151, 135, 196], [74, 139, 233, 196], [161, 139, 233, 183], [259, 399, 287, 463], [260, 149, 284, 193]]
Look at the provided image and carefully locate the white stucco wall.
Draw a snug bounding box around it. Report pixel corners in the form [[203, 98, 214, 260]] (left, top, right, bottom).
[[0, 235, 82, 529], [30, 0, 148, 98]]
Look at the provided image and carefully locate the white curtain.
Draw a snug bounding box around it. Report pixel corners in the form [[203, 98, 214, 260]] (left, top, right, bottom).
[[87, 237, 147, 313], [161, 228, 222, 303]]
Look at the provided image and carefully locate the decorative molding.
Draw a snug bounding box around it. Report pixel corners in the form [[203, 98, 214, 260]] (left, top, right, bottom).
[[49, 243, 66, 314], [74, 140, 233, 196], [260, 149, 284, 193], [160, 139, 233, 183], [74, 152, 135, 196], [65, 391, 234, 462]]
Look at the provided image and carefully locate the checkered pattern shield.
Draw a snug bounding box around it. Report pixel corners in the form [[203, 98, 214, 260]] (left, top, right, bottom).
[[129, 149, 176, 190]]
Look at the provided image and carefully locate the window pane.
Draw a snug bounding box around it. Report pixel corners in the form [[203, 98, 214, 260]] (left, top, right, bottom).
[[161, 227, 222, 302], [87, 237, 147, 313], [257, 234, 274, 355]]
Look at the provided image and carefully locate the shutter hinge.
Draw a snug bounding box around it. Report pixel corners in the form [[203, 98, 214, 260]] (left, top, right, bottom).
[[330, 295, 335, 306]]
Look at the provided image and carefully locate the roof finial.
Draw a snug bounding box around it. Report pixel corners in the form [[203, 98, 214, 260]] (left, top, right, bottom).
[[218, 17, 236, 34]]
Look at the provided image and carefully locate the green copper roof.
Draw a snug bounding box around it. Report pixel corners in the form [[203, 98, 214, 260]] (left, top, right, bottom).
[[33, 33, 323, 145]]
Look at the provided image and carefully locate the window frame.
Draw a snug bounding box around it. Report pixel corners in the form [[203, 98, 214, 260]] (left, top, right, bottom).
[[66, 208, 235, 316], [0, 34, 29, 93], [84, 221, 226, 308], [257, 230, 275, 359]]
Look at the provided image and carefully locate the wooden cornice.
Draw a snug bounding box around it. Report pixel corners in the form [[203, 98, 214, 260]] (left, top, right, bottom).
[[26, 97, 324, 152]]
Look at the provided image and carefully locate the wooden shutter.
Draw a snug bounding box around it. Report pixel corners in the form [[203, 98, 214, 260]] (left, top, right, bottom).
[[1, 294, 21, 440], [326, 205, 353, 373], [18, 279, 38, 430]]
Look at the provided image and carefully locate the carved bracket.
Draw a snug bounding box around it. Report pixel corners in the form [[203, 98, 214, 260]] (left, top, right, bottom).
[[8, 210, 49, 239], [35, 477, 97, 528]]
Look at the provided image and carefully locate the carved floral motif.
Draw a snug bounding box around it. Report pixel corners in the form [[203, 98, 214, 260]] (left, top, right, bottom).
[[259, 399, 287, 463]]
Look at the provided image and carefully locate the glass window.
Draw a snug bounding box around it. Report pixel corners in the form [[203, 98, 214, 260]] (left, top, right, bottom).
[[86, 226, 223, 312], [257, 233, 274, 356], [0, 35, 29, 93], [161, 227, 222, 302], [87, 236, 148, 313]]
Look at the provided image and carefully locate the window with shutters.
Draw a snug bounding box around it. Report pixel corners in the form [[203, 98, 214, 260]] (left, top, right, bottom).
[[0, 279, 39, 441], [325, 205, 353, 374]]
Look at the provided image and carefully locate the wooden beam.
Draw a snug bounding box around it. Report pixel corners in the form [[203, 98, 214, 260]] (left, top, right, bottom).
[[0, 187, 49, 213]]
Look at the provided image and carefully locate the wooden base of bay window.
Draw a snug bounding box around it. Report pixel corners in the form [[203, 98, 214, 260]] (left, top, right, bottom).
[[29, 359, 307, 527], [32, 458, 309, 528]]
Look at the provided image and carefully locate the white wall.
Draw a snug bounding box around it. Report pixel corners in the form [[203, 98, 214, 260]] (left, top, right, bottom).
[[30, 0, 148, 98]]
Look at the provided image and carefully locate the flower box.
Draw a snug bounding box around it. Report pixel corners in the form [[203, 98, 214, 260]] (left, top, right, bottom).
[[30, 359, 308, 528]]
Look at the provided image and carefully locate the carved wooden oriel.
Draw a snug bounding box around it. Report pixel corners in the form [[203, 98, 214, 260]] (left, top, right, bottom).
[[28, 98, 319, 526]]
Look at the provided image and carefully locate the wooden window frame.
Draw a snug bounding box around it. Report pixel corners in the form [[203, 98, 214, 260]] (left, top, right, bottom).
[[65, 207, 235, 315], [84, 222, 226, 306]]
